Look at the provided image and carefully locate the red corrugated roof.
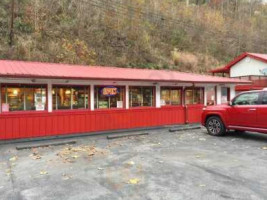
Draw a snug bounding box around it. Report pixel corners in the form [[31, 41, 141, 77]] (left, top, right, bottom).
[[0, 60, 250, 84], [210, 52, 267, 73]]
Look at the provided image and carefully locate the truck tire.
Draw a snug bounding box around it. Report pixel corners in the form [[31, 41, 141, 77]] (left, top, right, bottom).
[[206, 116, 226, 136]]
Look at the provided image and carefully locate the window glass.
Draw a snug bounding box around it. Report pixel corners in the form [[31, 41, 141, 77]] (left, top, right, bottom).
[[94, 86, 124, 109], [129, 86, 154, 107], [221, 87, 229, 104], [185, 88, 204, 105], [206, 86, 216, 106], [73, 87, 89, 109], [185, 89, 193, 104], [1, 85, 46, 112], [261, 92, 267, 105], [160, 87, 181, 106], [53, 86, 89, 110], [233, 92, 259, 105]]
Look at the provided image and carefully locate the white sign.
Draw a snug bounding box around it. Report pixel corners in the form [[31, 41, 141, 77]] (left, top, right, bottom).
[[117, 101, 123, 108], [160, 100, 166, 106], [2, 103, 9, 112], [35, 94, 46, 111]]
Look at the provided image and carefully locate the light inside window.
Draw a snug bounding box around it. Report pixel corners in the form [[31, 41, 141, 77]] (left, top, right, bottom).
[[160, 87, 181, 106], [94, 86, 124, 109], [185, 88, 204, 105], [53, 86, 89, 110], [129, 86, 155, 107], [1, 85, 47, 112]]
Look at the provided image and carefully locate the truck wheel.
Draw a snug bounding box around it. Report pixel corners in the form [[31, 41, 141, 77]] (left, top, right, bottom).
[[206, 116, 226, 136]]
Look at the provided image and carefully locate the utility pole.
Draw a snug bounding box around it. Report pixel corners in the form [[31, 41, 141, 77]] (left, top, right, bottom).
[[9, 0, 15, 46]]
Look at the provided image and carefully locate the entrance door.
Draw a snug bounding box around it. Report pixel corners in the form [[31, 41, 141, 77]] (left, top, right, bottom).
[[228, 92, 260, 128], [221, 87, 230, 104], [184, 87, 204, 123]]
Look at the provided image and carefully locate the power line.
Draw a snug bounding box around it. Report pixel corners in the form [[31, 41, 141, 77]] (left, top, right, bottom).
[[84, 0, 225, 36]]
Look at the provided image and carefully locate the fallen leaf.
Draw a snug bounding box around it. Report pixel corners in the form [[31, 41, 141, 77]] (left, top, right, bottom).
[[195, 154, 205, 159], [30, 153, 42, 160], [262, 147, 267, 150], [127, 161, 135, 166], [199, 138, 206, 141], [71, 155, 79, 159], [128, 178, 140, 184], [199, 184, 206, 187], [62, 173, 72, 180], [40, 170, 48, 175], [9, 156, 18, 162], [6, 169, 11, 176], [98, 167, 104, 170]]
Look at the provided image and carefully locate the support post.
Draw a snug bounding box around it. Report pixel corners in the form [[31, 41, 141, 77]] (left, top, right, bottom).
[[204, 86, 208, 106], [125, 85, 129, 109], [230, 85, 236, 101], [216, 85, 222, 105], [156, 85, 161, 108], [47, 81, 53, 112], [90, 85, 94, 110]]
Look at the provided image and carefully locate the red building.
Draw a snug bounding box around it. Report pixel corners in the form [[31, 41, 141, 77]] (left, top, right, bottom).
[[0, 60, 248, 140], [211, 52, 267, 92]]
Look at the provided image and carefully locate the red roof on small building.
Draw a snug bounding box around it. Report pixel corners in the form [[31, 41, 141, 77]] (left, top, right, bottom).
[[0, 60, 249, 84], [210, 52, 267, 73]]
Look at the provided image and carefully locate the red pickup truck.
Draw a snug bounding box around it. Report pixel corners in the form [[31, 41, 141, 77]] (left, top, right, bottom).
[[201, 89, 267, 136]]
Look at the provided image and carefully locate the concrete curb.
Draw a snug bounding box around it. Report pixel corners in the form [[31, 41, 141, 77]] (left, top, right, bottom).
[[16, 140, 76, 150], [107, 132, 149, 140], [169, 125, 202, 132]]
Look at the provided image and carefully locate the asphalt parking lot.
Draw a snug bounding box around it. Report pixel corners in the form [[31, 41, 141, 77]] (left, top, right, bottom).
[[1, 127, 267, 200]]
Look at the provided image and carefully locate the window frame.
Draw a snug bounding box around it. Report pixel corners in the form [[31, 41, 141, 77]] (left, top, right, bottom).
[[160, 86, 183, 107], [184, 87, 204, 105], [52, 84, 90, 111], [129, 86, 156, 108], [94, 85, 126, 110], [1, 83, 48, 113]]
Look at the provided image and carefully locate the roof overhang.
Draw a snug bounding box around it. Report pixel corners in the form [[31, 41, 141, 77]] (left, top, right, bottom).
[[0, 60, 251, 85]]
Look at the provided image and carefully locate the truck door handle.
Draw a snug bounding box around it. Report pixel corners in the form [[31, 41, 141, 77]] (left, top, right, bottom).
[[248, 108, 256, 111]]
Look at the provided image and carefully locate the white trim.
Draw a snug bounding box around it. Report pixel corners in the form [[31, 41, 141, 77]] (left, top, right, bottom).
[[216, 85, 222, 105], [0, 77, 234, 88], [230, 85, 236, 101], [47, 81, 53, 112], [204, 86, 208, 106], [90, 85, 94, 110], [156, 85, 161, 108], [70, 88, 73, 110], [125, 85, 129, 109]]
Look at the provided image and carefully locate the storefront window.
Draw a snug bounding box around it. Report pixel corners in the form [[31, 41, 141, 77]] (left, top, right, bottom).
[[53, 86, 89, 110], [129, 86, 155, 107], [160, 87, 181, 106], [94, 86, 125, 109], [185, 88, 204, 105], [1, 85, 47, 112], [206, 86, 216, 106], [221, 87, 230, 104]]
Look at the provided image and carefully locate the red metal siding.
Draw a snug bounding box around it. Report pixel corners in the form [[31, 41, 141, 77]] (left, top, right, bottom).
[[186, 105, 204, 124], [0, 106, 191, 140]]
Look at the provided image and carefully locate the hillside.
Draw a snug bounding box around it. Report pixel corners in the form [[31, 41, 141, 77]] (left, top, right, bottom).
[[0, 0, 267, 74]]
